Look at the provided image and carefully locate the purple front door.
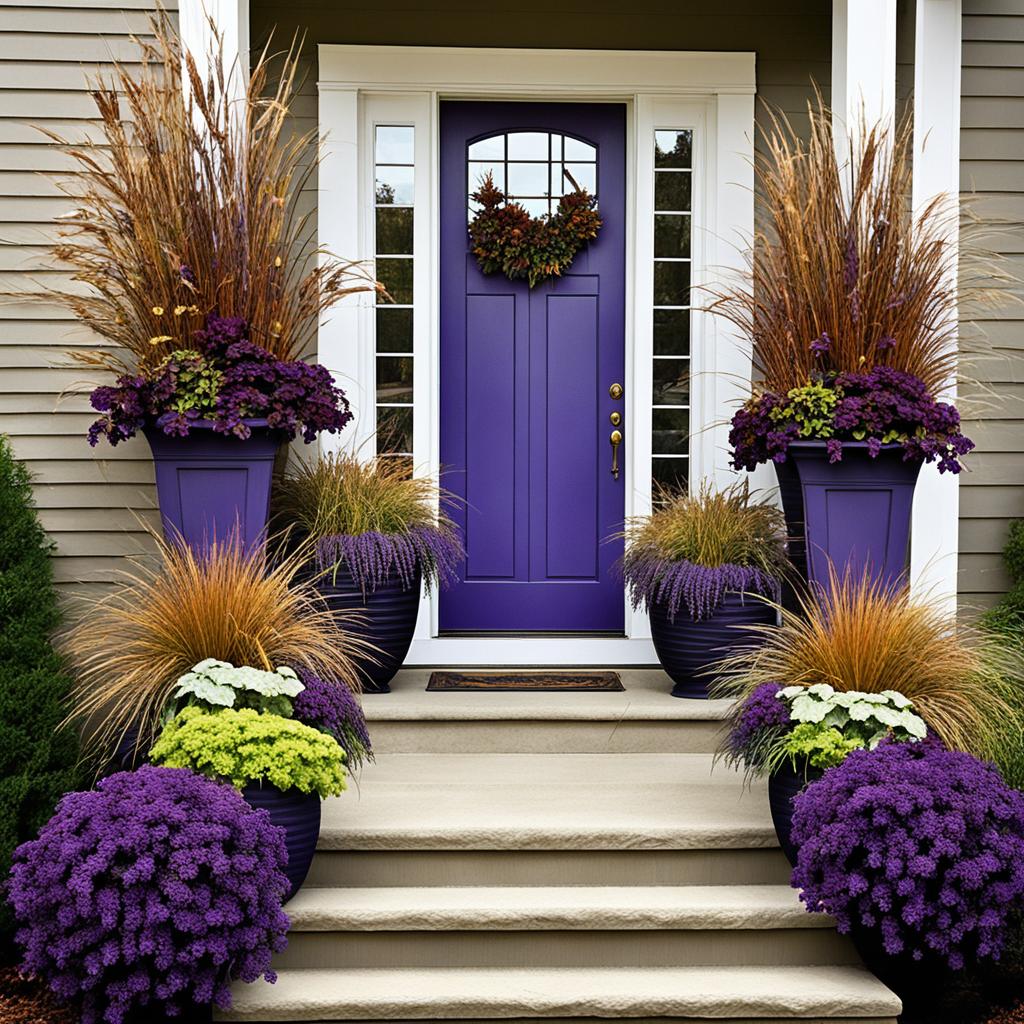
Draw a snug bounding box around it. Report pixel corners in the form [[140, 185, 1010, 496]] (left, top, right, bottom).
[[440, 102, 626, 633]]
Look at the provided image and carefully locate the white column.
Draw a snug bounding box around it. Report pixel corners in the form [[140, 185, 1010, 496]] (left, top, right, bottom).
[[831, 0, 898, 164], [178, 0, 249, 103], [910, 0, 962, 613]]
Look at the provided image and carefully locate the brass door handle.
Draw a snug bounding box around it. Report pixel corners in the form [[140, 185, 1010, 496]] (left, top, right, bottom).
[[609, 429, 622, 480]]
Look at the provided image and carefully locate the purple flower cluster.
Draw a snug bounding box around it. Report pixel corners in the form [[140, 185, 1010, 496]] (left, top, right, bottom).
[[791, 741, 1024, 970], [88, 314, 352, 446], [292, 672, 373, 772], [727, 682, 791, 767], [730, 367, 973, 474], [316, 525, 463, 596], [623, 552, 777, 622], [7, 766, 290, 1023]]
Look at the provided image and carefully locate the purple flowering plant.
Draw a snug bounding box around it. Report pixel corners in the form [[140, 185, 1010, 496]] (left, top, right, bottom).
[[88, 313, 353, 446], [620, 481, 787, 622], [7, 765, 290, 1023], [729, 366, 973, 474], [293, 671, 374, 772], [791, 741, 1024, 970]]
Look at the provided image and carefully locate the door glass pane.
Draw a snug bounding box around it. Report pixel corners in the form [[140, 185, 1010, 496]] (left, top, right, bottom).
[[655, 171, 692, 212], [652, 457, 688, 495], [376, 165, 414, 206], [653, 309, 690, 356], [377, 406, 413, 454], [563, 163, 596, 193], [653, 359, 689, 406], [507, 162, 549, 196], [507, 131, 549, 159], [654, 214, 690, 258], [376, 207, 414, 255], [469, 161, 504, 193], [653, 261, 690, 306], [652, 408, 689, 454], [377, 356, 414, 404], [469, 135, 505, 160], [655, 130, 692, 169], [563, 136, 597, 161], [376, 125, 415, 164], [377, 258, 414, 304], [376, 307, 414, 353]]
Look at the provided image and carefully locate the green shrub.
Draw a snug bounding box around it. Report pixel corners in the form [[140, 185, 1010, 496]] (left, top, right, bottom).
[[0, 435, 82, 952], [151, 706, 347, 797]]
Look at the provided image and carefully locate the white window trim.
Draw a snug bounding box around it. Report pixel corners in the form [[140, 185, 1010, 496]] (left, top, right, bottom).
[[317, 45, 755, 665]]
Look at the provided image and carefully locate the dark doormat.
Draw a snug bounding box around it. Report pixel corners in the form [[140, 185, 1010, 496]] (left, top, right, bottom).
[[426, 671, 624, 692]]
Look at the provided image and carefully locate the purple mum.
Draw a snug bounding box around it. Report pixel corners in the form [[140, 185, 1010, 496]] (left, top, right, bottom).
[[7, 766, 290, 1024], [88, 313, 352, 446], [293, 672, 373, 772], [730, 367, 973, 474], [316, 525, 463, 596], [791, 741, 1024, 970], [623, 552, 777, 622]]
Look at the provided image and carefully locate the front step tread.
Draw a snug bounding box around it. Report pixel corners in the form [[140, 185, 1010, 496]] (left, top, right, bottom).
[[285, 884, 832, 932], [321, 754, 775, 851], [218, 965, 901, 1021]]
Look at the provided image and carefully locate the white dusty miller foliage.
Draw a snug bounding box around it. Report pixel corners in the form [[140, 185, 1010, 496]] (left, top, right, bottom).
[[776, 683, 927, 747]]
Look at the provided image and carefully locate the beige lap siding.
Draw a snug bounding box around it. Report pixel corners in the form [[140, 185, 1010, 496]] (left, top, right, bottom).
[[959, 2, 1024, 612], [0, 0, 173, 600]]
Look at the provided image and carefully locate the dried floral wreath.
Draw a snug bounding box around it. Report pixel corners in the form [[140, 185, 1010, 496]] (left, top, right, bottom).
[[468, 173, 602, 288]]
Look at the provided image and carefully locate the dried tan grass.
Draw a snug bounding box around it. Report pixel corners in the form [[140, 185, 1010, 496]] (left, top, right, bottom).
[[707, 96, 964, 395], [38, 13, 379, 376], [62, 533, 369, 763], [713, 568, 1024, 760]]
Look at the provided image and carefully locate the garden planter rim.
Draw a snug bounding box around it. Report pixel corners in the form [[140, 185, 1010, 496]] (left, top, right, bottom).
[[648, 581, 777, 622], [786, 438, 921, 459], [146, 415, 285, 435]]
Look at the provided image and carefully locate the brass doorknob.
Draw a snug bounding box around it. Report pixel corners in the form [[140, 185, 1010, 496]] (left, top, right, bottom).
[[608, 382, 623, 400], [609, 429, 622, 480]]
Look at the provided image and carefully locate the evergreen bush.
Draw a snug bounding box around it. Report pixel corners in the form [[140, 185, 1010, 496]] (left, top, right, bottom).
[[0, 434, 82, 952]]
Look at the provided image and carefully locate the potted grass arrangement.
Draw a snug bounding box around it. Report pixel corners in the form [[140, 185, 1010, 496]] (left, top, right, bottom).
[[274, 453, 463, 693], [38, 19, 377, 553], [710, 100, 972, 593], [716, 568, 1024, 862], [620, 481, 786, 698]]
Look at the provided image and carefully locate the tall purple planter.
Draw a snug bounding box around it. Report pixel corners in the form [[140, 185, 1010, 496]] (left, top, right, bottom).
[[143, 419, 284, 554], [783, 441, 922, 596], [310, 563, 422, 694], [649, 591, 776, 699]]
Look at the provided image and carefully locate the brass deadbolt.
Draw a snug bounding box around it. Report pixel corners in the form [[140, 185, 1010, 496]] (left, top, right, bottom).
[[609, 411, 622, 425], [608, 382, 623, 400]]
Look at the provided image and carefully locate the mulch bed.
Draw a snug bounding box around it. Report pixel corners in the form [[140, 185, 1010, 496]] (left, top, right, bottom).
[[0, 967, 76, 1024], [899, 960, 1024, 1024]]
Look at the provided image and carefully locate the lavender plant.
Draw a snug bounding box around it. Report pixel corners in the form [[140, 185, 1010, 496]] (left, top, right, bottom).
[[274, 452, 463, 595], [7, 766, 290, 1023], [620, 481, 787, 621], [292, 671, 374, 772], [791, 741, 1024, 970]]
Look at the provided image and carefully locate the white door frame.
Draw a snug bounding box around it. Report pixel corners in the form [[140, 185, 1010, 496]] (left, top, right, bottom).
[[317, 45, 755, 665]]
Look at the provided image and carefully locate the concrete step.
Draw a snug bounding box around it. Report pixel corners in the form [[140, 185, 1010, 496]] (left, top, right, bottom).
[[321, 753, 775, 853], [217, 966, 901, 1022], [273, 884, 857, 969], [364, 670, 729, 755]]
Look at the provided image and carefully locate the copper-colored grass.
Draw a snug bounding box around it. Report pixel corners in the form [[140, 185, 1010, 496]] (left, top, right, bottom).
[[707, 95, 962, 395], [713, 568, 1023, 760], [62, 533, 370, 764], [37, 14, 379, 376]]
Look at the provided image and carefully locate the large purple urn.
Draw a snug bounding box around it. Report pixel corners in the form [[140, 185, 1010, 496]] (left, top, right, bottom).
[[143, 419, 284, 553], [781, 441, 922, 595]]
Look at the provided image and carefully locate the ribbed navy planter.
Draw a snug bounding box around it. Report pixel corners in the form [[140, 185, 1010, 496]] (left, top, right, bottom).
[[767, 762, 823, 867], [241, 783, 321, 902], [312, 564, 422, 694], [649, 591, 776, 699]]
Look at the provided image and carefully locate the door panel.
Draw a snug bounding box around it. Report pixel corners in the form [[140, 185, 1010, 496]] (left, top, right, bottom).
[[439, 101, 626, 633]]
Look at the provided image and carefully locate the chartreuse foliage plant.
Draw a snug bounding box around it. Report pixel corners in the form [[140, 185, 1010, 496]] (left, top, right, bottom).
[[7, 765, 289, 1024], [714, 568, 1022, 763], [151, 706, 347, 797], [0, 436, 82, 953], [164, 658, 304, 721]]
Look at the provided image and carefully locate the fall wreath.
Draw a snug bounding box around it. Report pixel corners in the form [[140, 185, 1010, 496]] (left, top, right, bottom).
[[468, 173, 602, 288]]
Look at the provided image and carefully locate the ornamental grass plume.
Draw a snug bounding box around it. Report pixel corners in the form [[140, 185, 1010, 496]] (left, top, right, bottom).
[[707, 95, 965, 395], [62, 533, 370, 765], [34, 14, 377, 377], [7, 766, 290, 1024], [713, 567, 1024, 763], [274, 451, 463, 593], [619, 480, 788, 620]]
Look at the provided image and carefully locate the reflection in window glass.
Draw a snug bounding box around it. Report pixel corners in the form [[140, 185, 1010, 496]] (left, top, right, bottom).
[[375, 125, 415, 458], [651, 128, 693, 497]]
